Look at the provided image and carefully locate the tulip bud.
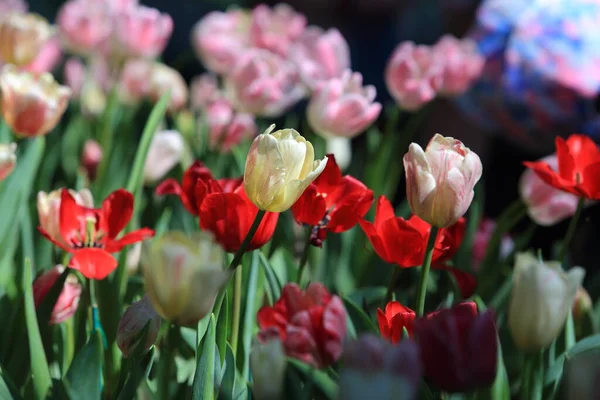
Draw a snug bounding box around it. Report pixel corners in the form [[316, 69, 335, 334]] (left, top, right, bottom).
[[244, 125, 328, 212], [33, 265, 82, 325], [57, 0, 112, 55], [0, 12, 53, 67], [117, 295, 161, 358], [250, 337, 286, 400], [572, 286, 592, 322], [248, 3, 306, 57], [141, 231, 231, 326], [37, 188, 94, 247], [0, 65, 71, 138], [0, 143, 17, 182], [508, 252, 585, 352], [81, 139, 103, 180], [114, 5, 173, 59], [431, 35, 484, 97], [143, 130, 184, 184], [403, 134, 482, 228]]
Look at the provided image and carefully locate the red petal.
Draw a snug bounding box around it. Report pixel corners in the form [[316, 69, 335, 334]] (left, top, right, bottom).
[[69, 248, 118, 279], [565, 134, 600, 170], [313, 154, 343, 195], [104, 228, 155, 253], [385, 300, 415, 319], [155, 178, 182, 196], [38, 226, 72, 253], [291, 185, 327, 227], [377, 308, 390, 339], [251, 210, 278, 251], [100, 189, 134, 239], [59, 189, 86, 247], [374, 196, 396, 231], [433, 264, 478, 299], [200, 192, 248, 253], [328, 178, 374, 233], [218, 177, 243, 193], [523, 160, 579, 196], [555, 136, 576, 181], [359, 218, 392, 264], [382, 218, 426, 267], [434, 218, 466, 263]]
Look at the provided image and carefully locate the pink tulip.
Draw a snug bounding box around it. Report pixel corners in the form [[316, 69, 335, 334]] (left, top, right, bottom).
[[307, 71, 381, 138], [432, 35, 484, 96], [114, 5, 173, 59], [57, 0, 113, 55], [204, 99, 257, 152], [519, 154, 582, 226], [81, 139, 103, 180], [226, 49, 305, 117], [191, 10, 250, 74], [118, 58, 153, 104], [385, 42, 443, 111], [23, 37, 62, 74], [190, 73, 220, 110], [249, 3, 306, 57], [289, 26, 350, 89], [0, 0, 27, 14], [33, 265, 82, 325], [472, 218, 514, 271]]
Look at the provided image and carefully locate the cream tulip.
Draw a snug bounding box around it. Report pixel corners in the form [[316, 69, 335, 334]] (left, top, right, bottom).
[[508, 252, 585, 352], [403, 134, 482, 228], [243, 125, 328, 212]]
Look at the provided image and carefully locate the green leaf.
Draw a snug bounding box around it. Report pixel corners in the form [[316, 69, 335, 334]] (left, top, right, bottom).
[[288, 359, 338, 400], [241, 251, 260, 379], [0, 367, 22, 400], [258, 252, 281, 302], [219, 344, 237, 400], [342, 296, 378, 334], [489, 339, 511, 400], [567, 333, 600, 358], [64, 330, 103, 400], [216, 290, 229, 363], [22, 258, 52, 400], [192, 314, 216, 400], [116, 348, 155, 400]]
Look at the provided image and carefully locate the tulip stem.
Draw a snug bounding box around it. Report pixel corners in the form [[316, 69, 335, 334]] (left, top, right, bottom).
[[558, 197, 584, 266], [383, 269, 401, 307], [296, 229, 312, 284], [415, 227, 439, 317], [229, 210, 266, 270], [230, 268, 242, 353]]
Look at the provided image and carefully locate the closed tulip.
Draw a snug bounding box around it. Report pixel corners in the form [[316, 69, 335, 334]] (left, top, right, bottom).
[[508, 252, 585, 352], [0, 143, 17, 182], [403, 134, 482, 228], [117, 295, 161, 358], [57, 0, 112, 55], [249, 3, 306, 57], [250, 337, 286, 400], [0, 12, 53, 67], [141, 231, 231, 326], [244, 125, 328, 212], [33, 265, 82, 325], [114, 5, 173, 59]]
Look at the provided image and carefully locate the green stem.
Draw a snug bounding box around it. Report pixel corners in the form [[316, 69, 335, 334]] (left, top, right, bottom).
[[521, 355, 532, 400], [564, 311, 576, 352], [383, 268, 401, 307], [157, 326, 174, 400], [296, 229, 312, 284], [228, 210, 266, 270], [230, 268, 242, 353], [415, 227, 439, 316], [558, 197, 584, 265]]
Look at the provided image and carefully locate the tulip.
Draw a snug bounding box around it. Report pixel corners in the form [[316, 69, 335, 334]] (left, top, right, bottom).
[[190, 73, 220, 110], [0, 0, 27, 14], [143, 130, 184, 184], [117, 295, 161, 358], [508, 252, 585, 352], [226, 49, 305, 117], [37, 188, 94, 248], [114, 5, 173, 59], [257, 283, 346, 368], [377, 301, 416, 344], [249, 3, 306, 57], [244, 125, 328, 212], [520, 154, 584, 226], [414, 302, 498, 392], [81, 139, 103, 180], [23, 37, 63, 74], [339, 334, 422, 400], [307, 71, 382, 140], [385, 42, 443, 111], [573, 286, 592, 322], [33, 265, 82, 325], [191, 10, 250, 74], [0, 65, 71, 138], [204, 99, 257, 152], [403, 134, 482, 228], [0, 12, 53, 67], [57, 0, 112, 55], [289, 26, 350, 89], [0, 142, 17, 182], [472, 218, 514, 271], [250, 337, 286, 400], [432, 35, 484, 96], [141, 231, 231, 326]]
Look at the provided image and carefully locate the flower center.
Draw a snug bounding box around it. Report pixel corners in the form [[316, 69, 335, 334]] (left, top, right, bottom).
[[71, 216, 105, 249]]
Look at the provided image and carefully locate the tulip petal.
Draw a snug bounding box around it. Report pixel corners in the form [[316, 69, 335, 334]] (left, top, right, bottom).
[[59, 189, 86, 246], [100, 189, 134, 239], [105, 228, 155, 253], [69, 248, 118, 279]]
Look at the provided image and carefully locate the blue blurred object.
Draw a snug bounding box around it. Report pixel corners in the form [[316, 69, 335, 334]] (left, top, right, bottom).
[[457, 0, 600, 153]]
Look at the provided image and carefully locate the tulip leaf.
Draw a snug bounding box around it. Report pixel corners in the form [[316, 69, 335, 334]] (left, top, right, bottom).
[[342, 296, 378, 334], [116, 348, 155, 400], [193, 314, 216, 400], [0, 367, 22, 400], [219, 344, 247, 400], [196, 314, 212, 349], [567, 333, 600, 358], [241, 251, 260, 378], [288, 358, 338, 400], [258, 252, 281, 302], [64, 330, 103, 400], [22, 258, 52, 400]]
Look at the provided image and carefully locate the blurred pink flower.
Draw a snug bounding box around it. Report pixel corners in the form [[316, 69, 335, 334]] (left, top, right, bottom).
[[433, 35, 484, 96], [115, 5, 173, 59], [385, 42, 443, 111], [191, 73, 220, 110], [472, 218, 514, 271], [204, 98, 257, 152], [82, 139, 103, 180], [307, 71, 381, 138], [289, 26, 350, 90], [191, 10, 250, 74], [249, 3, 306, 57], [226, 49, 305, 117], [0, 0, 27, 14], [33, 265, 82, 325], [23, 37, 62, 74], [519, 154, 583, 226], [57, 0, 113, 55], [144, 130, 184, 184]]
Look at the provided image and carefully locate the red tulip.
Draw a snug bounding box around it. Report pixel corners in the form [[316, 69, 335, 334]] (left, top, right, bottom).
[[413, 302, 498, 393], [33, 265, 82, 325], [524, 134, 600, 200], [359, 196, 465, 267], [200, 186, 278, 253], [38, 189, 154, 280], [377, 301, 416, 344], [257, 283, 347, 369], [291, 154, 373, 245]]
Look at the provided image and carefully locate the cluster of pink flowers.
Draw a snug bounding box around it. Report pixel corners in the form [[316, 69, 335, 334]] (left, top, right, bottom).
[[385, 35, 485, 111], [191, 3, 381, 143]]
